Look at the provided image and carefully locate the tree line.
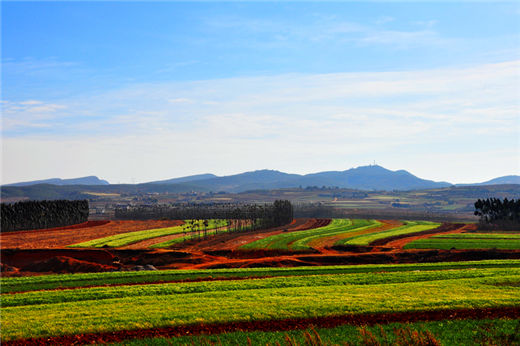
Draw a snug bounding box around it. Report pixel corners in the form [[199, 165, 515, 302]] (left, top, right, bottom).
[[116, 200, 293, 233], [474, 198, 520, 230], [1, 200, 89, 232]]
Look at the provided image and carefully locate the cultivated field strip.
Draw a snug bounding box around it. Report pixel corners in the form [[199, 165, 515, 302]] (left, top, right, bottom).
[[338, 221, 440, 246], [307, 219, 403, 249], [405, 232, 520, 250], [2, 260, 518, 293], [2, 261, 519, 341], [3, 268, 518, 308], [240, 219, 384, 250], [69, 220, 227, 248]]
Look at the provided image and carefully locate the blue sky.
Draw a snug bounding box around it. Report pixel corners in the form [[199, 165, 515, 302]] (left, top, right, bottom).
[[2, 1, 519, 184]]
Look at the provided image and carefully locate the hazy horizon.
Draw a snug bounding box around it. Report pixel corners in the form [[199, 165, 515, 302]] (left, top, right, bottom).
[[2, 2, 519, 185]]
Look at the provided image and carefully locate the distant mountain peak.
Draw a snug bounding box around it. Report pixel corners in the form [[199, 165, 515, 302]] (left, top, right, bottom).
[[5, 176, 109, 187]]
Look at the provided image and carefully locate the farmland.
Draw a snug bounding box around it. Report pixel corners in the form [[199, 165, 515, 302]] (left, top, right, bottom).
[[339, 220, 440, 246], [1, 213, 519, 345], [0, 219, 183, 249], [110, 319, 520, 345], [405, 232, 520, 250], [2, 260, 519, 343]]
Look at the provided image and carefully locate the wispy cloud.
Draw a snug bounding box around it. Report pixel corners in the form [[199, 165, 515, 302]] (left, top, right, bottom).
[[203, 14, 447, 49], [2, 60, 519, 184]]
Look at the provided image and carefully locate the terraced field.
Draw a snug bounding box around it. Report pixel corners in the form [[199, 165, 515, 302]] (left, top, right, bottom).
[[2, 260, 519, 344], [239, 219, 444, 251], [405, 232, 520, 250], [337, 220, 441, 246], [240, 219, 383, 251]]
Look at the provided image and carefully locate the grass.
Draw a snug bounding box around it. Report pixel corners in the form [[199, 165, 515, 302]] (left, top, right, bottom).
[[338, 220, 440, 246], [107, 318, 520, 345], [3, 259, 519, 293], [69, 220, 227, 248], [2, 261, 520, 341], [3, 267, 518, 308], [241, 219, 384, 250], [404, 232, 520, 250]]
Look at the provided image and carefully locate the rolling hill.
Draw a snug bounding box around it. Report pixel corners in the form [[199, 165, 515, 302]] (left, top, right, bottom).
[[2, 166, 518, 200]]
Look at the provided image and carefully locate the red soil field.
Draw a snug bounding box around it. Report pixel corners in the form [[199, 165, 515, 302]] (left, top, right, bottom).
[[5, 307, 519, 346], [3, 218, 519, 276], [0, 220, 183, 249]]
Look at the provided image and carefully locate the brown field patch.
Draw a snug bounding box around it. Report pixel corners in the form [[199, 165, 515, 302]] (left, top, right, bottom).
[[0, 220, 183, 249]]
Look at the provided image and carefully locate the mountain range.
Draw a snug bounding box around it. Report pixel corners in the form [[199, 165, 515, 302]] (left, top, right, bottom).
[[5, 176, 110, 187], [3, 166, 519, 194]]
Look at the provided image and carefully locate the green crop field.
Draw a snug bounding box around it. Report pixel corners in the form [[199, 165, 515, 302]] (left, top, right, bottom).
[[240, 219, 383, 250], [338, 220, 440, 246], [3, 260, 516, 293], [2, 260, 519, 342], [110, 319, 520, 345], [404, 232, 520, 250], [69, 219, 227, 248]]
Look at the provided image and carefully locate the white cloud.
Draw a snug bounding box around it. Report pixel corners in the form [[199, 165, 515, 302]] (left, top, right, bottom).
[[168, 98, 194, 104], [2, 60, 519, 184]]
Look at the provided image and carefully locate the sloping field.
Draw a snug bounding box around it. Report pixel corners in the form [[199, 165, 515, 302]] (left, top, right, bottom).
[[240, 219, 383, 251], [2, 260, 519, 343], [182, 218, 329, 252], [69, 220, 226, 248], [308, 219, 404, 249], [338, 221, 441, 246], [405, 232, 520, 250], [0, 220, 183, 249]]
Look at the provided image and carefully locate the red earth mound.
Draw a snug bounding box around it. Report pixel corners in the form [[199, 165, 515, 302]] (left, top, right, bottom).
[[0, 219, 183, 249], [3, 220, 110, 235], [22, 256, 118, 273], [5, 307, 519, 346], [2, 249, 115, 269]]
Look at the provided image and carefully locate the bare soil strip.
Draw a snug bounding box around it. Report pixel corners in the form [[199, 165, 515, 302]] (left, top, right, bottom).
[[0, 221, 110, 235], [5, 307, 519, 345]]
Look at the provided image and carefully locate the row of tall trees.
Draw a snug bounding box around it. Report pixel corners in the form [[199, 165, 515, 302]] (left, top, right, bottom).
[[116, 200, 292, 225], [1, 200, 89, 232], [116, 200, 293, 241], [474, 198, 520, 229]]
